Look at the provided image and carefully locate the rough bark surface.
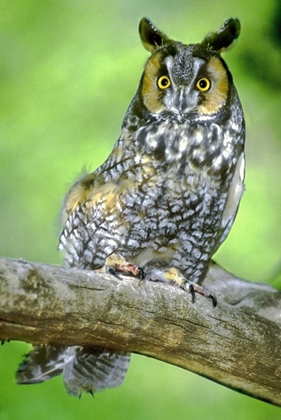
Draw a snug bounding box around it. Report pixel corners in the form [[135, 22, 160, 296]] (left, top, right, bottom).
[[0, 257, 280, 406]]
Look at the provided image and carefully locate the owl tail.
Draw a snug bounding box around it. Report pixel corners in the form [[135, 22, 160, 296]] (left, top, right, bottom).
[[16, 345, 130, 397]]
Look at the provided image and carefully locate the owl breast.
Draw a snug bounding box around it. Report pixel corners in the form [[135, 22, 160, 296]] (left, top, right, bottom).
[[61, 105, 243, 284]]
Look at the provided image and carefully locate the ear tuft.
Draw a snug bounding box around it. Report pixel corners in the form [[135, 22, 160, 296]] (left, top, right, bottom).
[[139, 18, 169, 53], [202, 18, 241, 53]]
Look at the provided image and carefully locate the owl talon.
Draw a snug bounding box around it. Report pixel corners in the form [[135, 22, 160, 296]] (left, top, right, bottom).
[[192, 284, 217, 307], [147, 267, 216, 307], [180, 282, 195, 303], [107, 267, 122, 280], [98, 253, 143, 280]]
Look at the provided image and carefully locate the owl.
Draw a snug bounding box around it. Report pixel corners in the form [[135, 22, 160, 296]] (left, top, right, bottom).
[[16, 17, 245, 397]]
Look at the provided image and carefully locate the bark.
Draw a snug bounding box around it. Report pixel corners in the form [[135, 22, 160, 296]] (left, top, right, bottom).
[[0, 257, 281, 406]]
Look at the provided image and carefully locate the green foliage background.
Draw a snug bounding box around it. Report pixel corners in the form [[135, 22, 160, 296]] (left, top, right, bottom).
[[1, 0, 281, 419]]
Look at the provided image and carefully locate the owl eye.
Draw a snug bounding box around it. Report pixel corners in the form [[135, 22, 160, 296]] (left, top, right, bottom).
[[157, 75, 171, 89], [196, 77, 211, 92]]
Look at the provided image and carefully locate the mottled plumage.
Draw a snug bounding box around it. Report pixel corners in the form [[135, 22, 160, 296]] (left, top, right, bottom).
[[17, 17, 245, 397]]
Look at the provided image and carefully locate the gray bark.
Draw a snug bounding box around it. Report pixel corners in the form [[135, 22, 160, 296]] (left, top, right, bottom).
[[0, 257, 280, 406]]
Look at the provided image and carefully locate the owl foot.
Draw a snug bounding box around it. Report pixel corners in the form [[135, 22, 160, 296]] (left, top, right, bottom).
[[98, 253, 144, 280], [148, 267, 217, 307]]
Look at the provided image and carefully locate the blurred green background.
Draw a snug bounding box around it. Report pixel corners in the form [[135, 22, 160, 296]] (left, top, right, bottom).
[[1, 0, 281, 419]]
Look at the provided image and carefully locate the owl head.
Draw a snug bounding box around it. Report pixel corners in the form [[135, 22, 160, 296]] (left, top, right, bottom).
[[137, 18, 241, 120]]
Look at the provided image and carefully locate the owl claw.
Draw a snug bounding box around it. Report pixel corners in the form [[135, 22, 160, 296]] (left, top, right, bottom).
[[107, 266, 122, 280], [192, 283, 217, 307], [180, 282, 195, 303], [147, 267, 217, 307], [98, 253, 143, 280]]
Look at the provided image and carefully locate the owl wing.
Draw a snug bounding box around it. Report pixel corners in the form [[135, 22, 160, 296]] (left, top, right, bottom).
[[214, 151, 245, 253], [58, 170, 136, 270]]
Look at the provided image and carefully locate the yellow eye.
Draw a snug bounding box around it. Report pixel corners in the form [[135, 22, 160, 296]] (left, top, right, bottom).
[[157, 75, 171, 89], [196, 77, 211, 92]]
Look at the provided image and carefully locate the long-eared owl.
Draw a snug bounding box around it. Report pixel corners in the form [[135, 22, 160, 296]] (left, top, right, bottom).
[[17, 17, 245, 396]]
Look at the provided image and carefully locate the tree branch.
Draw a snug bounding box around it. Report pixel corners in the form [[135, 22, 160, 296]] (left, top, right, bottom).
[[0, 257, 281, 406]]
